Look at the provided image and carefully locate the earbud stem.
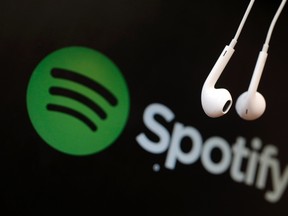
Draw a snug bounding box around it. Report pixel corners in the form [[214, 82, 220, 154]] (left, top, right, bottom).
[[247, 50, 268, 98], [204, 45, 235, 88]]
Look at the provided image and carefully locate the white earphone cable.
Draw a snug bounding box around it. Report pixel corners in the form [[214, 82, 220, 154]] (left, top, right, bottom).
[[230, 0, 256, 48], [263, 0, 287, 52]]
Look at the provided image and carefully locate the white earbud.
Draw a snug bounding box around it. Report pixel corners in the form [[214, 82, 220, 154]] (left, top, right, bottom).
[[201, 0, 255, 118], [236, 0, 287, 120], [202, 0, 286, 120], [235, 49, 267, 120], [201, 44, 234, 118]]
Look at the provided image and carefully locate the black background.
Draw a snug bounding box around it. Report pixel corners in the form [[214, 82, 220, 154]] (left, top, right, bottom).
[[1, 0, 288, 214]]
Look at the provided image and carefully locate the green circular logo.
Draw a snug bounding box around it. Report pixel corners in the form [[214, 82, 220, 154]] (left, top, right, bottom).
[[27, 46, 130, 156]]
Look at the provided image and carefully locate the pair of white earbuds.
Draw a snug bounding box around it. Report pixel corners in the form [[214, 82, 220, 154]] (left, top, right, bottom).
[[201, 0, 287, 120]]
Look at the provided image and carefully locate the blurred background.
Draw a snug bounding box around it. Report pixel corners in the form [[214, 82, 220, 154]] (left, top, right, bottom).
[[1, 0, 287, 214]]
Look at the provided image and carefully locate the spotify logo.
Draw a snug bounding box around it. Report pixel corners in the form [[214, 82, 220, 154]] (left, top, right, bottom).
[[27, 46, 130, 156]]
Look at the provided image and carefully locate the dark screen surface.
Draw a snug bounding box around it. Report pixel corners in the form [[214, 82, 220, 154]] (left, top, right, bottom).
[[1, 0, 288, 214]]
